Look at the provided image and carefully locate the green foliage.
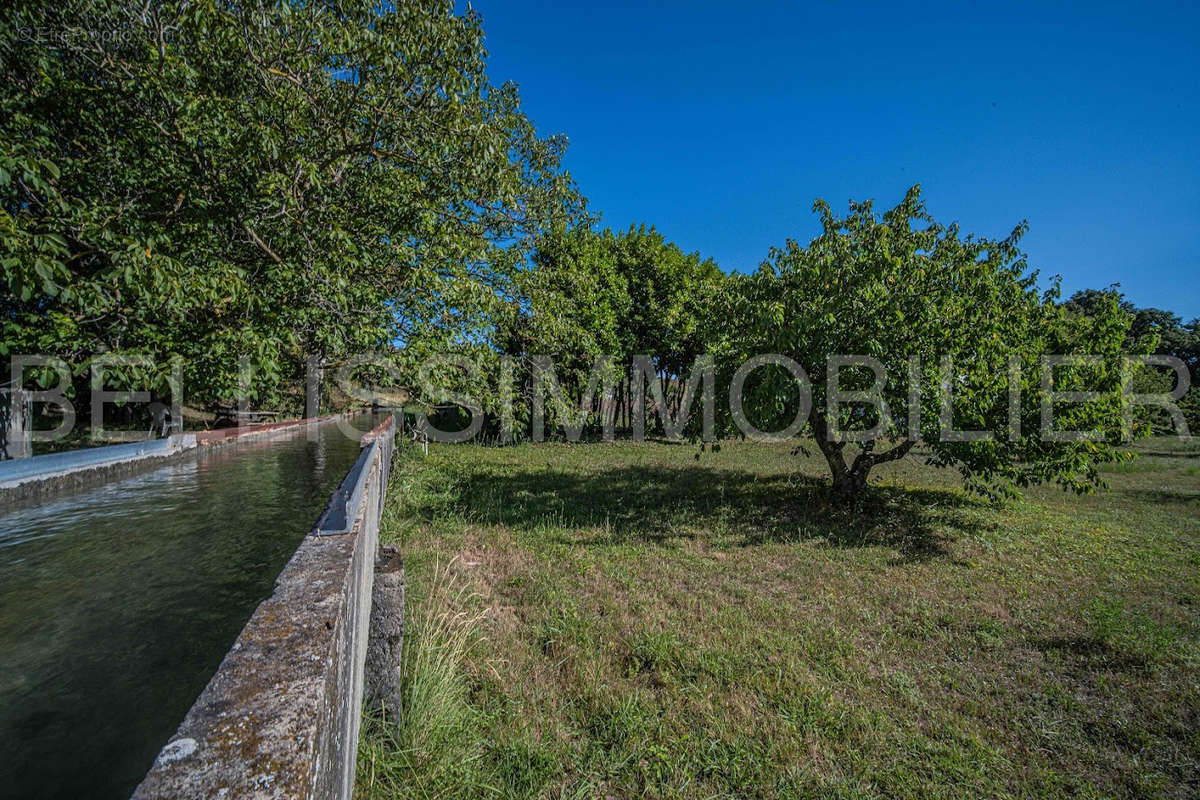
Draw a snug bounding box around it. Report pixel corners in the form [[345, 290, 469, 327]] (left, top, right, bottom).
[[495, 224, 725, 439], [607, 224, 723, 379], [522, 226, 631, 359], [722, 186, 1142, 502], [1065, 288, 1199, 434], [1, 0, 582, 408]]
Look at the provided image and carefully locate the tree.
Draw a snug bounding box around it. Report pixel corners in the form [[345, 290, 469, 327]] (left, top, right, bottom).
[[493, 223, 725, 440], [493, 225, 629, 439], [1, 0, 583, 414], [724, 186, 1139, 504], [608, 225, 723, 433], [1065, 289, 1198, 433]]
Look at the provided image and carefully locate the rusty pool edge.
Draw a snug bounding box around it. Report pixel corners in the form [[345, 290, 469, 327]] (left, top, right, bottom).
[[132, 415, 395, 800]]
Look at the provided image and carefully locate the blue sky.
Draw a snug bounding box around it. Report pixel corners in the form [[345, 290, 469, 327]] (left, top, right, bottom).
[[468, 0, 1199, 319]]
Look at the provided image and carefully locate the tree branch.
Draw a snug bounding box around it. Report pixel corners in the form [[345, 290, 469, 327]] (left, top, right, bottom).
[[243, 223, 283, 264]]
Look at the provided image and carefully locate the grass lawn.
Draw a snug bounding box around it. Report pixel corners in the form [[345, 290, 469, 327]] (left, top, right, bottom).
[[356, 436, 1200, 799]]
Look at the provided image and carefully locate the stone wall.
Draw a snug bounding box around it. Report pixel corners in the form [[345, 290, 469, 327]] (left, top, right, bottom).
[[132, 417, 397, 800]]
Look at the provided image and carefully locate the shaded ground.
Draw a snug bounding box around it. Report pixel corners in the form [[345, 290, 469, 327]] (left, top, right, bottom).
[[358, 437, 1200, 799]]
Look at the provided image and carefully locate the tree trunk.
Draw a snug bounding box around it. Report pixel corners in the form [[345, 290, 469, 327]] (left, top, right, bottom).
[[811, 414, 854, 505], [810, 414, 915, 507], [830, 469, 868, 506]]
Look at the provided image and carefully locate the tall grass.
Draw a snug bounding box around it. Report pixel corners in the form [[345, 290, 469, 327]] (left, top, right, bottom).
[[358, 556, 488, 798]]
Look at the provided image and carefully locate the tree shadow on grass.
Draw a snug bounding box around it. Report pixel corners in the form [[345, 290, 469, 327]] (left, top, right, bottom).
[[1119, 487, 1200, 506], [1032, 636, 1155, 672], [1135, 450, 1200, 459], [441, 464, 987, 562]]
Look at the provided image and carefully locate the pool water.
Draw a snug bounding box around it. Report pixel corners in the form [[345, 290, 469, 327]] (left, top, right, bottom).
[[0, 418, 378, 800]]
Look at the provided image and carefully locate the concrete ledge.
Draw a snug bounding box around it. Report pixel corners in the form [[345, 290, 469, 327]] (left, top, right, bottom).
[[134, 416, 395, 800], [0, 435, 196, 507], [0, 436, 192, 485], [365, 546, 405, 713], [0, 413, 352, 508], [192, 414, 345, 446]]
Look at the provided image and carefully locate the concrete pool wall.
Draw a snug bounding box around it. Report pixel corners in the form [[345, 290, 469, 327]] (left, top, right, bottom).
[[133, 415, 398, 799], [0, 414, 347, 507]]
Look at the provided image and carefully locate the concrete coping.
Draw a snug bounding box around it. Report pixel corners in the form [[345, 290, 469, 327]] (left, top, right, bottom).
[[0, 435, 194, 488], [132, 415, 396, 800], [0, 413, 353, 505], [316, 441, 375, 536], [315, 415, 396, 537]]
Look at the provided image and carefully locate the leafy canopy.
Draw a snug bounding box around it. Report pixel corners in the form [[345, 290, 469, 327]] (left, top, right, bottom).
[[723, 186, 1140, 502], [1, 0, 583, 407]]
